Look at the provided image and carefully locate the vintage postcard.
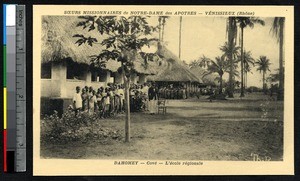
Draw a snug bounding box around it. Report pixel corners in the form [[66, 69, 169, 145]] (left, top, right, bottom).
[[33, 5, 294, 175]]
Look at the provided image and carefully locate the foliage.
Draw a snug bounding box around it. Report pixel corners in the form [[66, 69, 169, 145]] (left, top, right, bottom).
[[235, 17, 265, 97], [225, 17, 238, 98], [73, 15, 160, 142], [158, 16, 169, 26], [220, 42, 240, 79], [158, 16, 169, 42], [205, 56, 228, 94], [235, 17, 265, 29], [271, 17, 285, 42], [255, 56, 271, 73], [270, 17, 285, 101], [226, 17, 238, 45], [206, 56, 228, 77], [236, 49, 255, 74], [42, 110, 122, 143], [267, 68, 284, 83], [267, 73, 279, 83], [189, 55, 212, 69], [255, 56, 271, 92], [242, 50, 255, 73], [220, 42, 240, 66], [208, 93, 227, 100], [73, 16, 159, 74], [205, 56, 239, 78], [247, 86, 262, 93], [189, 60, 199, 69]]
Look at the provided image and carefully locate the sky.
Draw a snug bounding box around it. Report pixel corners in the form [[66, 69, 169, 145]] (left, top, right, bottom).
[[147, 16, 280, 88]]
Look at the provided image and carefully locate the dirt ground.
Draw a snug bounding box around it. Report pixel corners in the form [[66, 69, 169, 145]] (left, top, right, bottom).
[[41, 93, 283, 161]]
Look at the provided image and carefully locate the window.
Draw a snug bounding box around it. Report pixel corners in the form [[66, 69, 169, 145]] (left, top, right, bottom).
[[66, 60, 86, 80], [98, 70, 107, 82], [41, 62, 51, 79], [91, 72, 97, 82]]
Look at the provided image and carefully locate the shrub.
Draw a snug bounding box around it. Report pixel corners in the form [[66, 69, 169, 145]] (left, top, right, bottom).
[[42, 110, 122, 143], [208, 93, 227, 100]]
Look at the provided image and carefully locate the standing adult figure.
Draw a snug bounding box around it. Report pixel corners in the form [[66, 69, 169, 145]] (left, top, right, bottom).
[[142, 83, 149, 111], [118, 85, 125, 112], [148, 82, 158, 114]]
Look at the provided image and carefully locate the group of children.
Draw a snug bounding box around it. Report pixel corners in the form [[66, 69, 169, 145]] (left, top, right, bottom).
[[72, 84, 125, 118], [129, 83, 151, 112], [72, 83, 154, 117], [158, 85, 188, 99]]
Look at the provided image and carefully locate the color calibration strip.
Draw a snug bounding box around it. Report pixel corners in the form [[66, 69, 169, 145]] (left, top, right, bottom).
[[3, 4, 26, 172], [3, 4, 6, 171]]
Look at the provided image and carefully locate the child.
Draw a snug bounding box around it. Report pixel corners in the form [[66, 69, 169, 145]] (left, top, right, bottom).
[[88, 90, 97, 114], [73, 86, 82, 114], [109, 87, 115, 115], [81, 88, 88, 111], [118, 85, 125, 112], [105, 88, 111, 117], [114, 86, 120, 114], [96, 88, 103, 113]]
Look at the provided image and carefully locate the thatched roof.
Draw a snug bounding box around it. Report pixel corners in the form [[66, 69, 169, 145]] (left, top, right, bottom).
[[190, 66, 218, 86], [41, 16, 158, 75], [102, 52, 159, 75], [147, 45, 202, 83]]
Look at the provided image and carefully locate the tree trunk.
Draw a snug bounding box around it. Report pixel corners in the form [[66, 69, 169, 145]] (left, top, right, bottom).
[[245, 71, 247, 90], [219, 75, 223, 94], [243, 62, 245, 91], [263, 72, 265, 94], [227, 17, 235, 98], [123, 72, 131, 142], [240, 27, 245, 97], [162, 23, 165, 42], [243, 66, 246, 91], [277, 18, 284, 101], [179, 16, 182, 59], [158, 18, 161, 42]]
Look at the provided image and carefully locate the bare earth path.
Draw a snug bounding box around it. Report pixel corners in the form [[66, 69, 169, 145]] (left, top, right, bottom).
[[41, 93, 283, 161]]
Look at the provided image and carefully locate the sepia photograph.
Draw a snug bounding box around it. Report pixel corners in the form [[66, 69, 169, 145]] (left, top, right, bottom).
[[33, 5, 294, 175]]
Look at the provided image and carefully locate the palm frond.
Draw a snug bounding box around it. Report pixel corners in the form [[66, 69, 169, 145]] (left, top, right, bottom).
[[235, 17, 265, 29], [255, 55, 271, 74], [270, 17, 285, 43]]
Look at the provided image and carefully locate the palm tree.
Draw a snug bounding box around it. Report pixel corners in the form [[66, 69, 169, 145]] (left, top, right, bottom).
[[226, 17, 238, 98], [244, 64, 251, 90], [235, 17, 265, 97], [220, 42, 240, 63], [238, 50, 255, 89], [267, 69, 280, 83], [255, 56, 271, 93], [220, 42, 240, 70], [189, 60, 199, 69], [220, 41, 240, 96], [160, 16, 169, 42], [206, 56, 230, 94], [199, 55, 212, 68], [271, 17, 285, 100], [189, 56, 211, 69], [158, 17, 162, 41], [179, 16, 182, 59]]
